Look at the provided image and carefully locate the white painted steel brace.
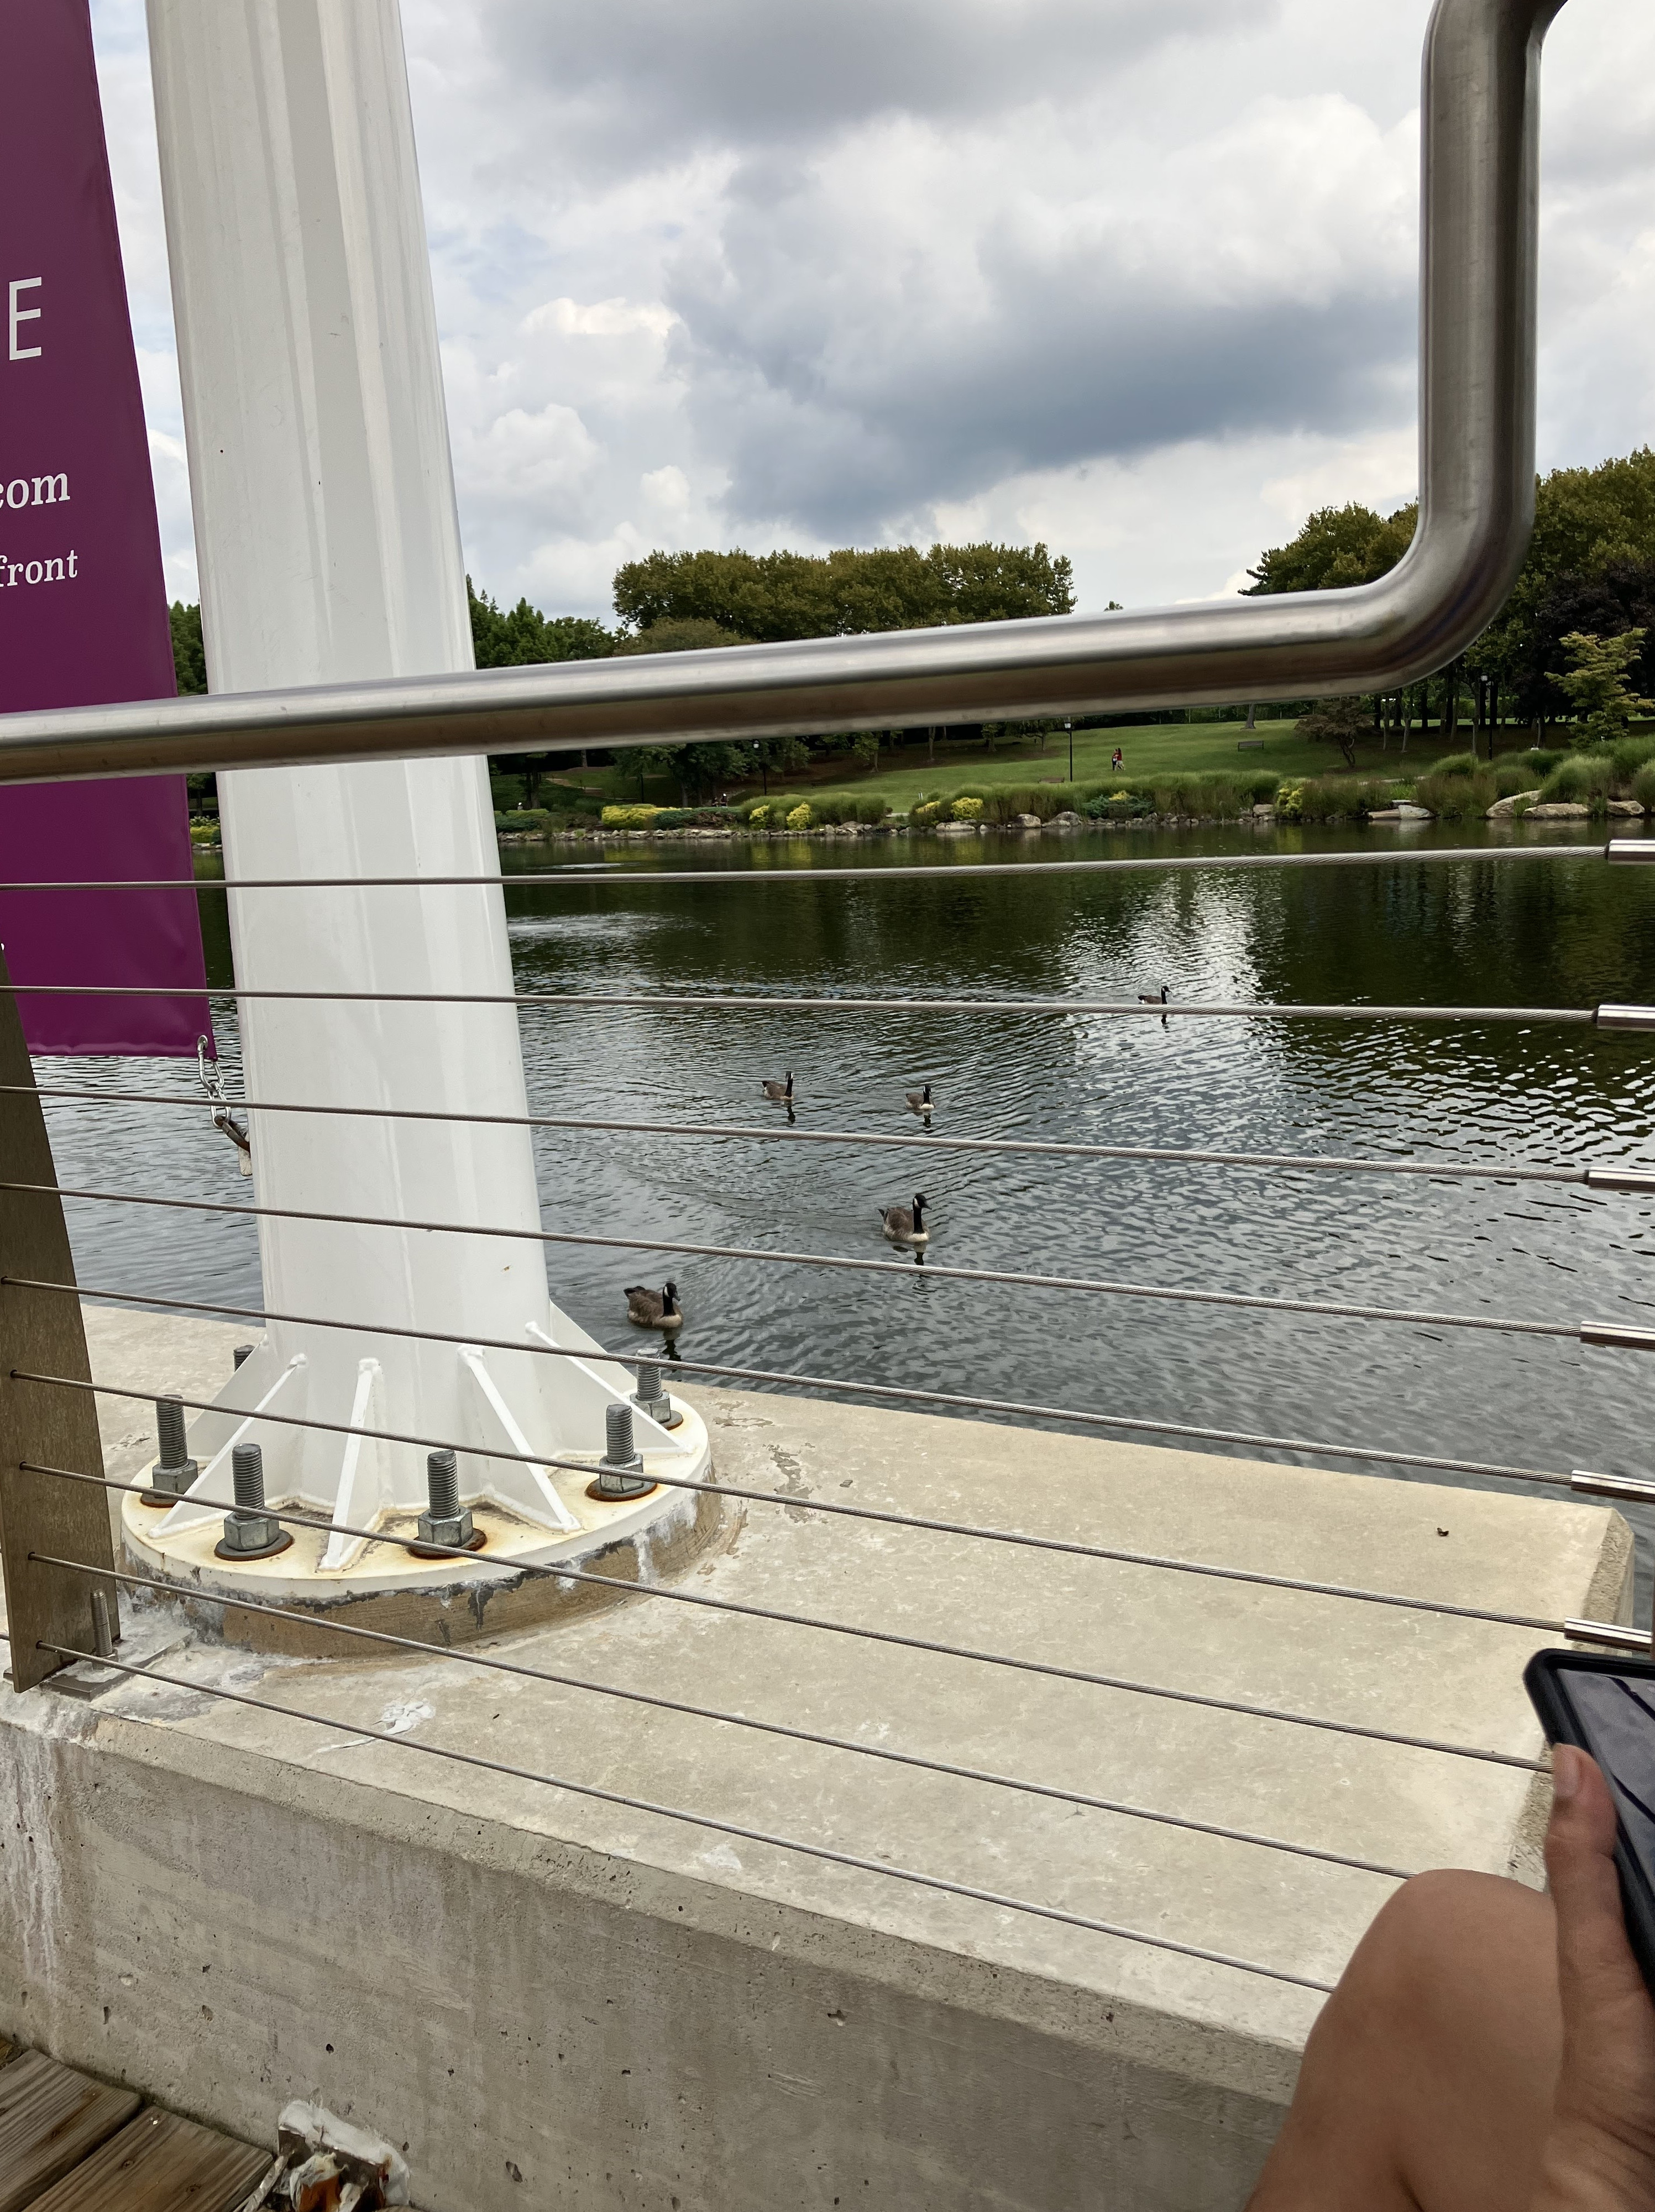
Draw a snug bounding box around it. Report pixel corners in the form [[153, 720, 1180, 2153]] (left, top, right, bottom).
[[124, 0, 701, 1599]]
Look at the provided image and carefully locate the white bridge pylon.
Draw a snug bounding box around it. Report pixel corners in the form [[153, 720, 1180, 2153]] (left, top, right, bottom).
[[122, 0, 706, 1597]]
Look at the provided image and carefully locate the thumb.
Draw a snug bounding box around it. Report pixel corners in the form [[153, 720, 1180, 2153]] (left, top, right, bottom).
[[1544, 1744, 1655, 2155], [1547, 1743, 1637, 2006]]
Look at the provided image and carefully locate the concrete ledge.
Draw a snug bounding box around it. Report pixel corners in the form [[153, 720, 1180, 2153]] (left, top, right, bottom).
[[0, 1311, 1633, 2211]]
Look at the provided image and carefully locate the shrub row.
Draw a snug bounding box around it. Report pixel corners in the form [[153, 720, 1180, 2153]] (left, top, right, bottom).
[[1414, 735, 1655, 818]]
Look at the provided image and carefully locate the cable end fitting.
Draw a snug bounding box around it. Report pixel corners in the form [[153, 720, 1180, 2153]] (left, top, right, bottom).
[[1581, 1321, 1655, 1354], [1594, 1004, 1655, 1033], [1606, 839, 1655, 866], [1564, 1618, 1653, 1654], [1571, 1469, 1655, 1506], [1585, 1166, 1655, 1194]]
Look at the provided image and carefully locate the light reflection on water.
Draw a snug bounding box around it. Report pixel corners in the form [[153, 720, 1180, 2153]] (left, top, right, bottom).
[[39, 821, 1655, 1615]]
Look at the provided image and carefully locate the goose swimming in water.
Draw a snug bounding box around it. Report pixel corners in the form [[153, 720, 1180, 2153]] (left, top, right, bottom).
[[904, 1083, 933, 1118], [879, 1193, 930, 1247], [760, 1072, 794, 1102], [625, 1281, 683, 1330], [1137, 984, 1170, 1005]]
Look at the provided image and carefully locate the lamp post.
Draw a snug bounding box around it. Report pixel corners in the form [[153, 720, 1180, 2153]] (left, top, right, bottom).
[[1066, 718, 1073, 781]]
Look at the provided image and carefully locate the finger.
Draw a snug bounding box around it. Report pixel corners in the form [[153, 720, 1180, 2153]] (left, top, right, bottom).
[[1546, 1747, 1647, 2012]]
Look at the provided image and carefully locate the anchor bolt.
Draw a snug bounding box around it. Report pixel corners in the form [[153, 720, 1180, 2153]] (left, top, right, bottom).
[[216, 1442, 291, 1559], [417, 1448, 476, 1550], [632, 1361, 683, 1432], [145, 1394, 199, 1505], [588, 1402, 655, 1501]]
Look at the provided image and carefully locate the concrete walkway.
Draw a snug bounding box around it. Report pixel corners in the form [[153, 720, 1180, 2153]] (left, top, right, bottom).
[[0, 1307, 1632, 2212]]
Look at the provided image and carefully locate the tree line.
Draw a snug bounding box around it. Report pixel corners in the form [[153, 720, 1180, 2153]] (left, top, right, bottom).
[[168, 452, 1655, 805], [470, 542, 1077, 801], [1249, 446, 1655, 752]]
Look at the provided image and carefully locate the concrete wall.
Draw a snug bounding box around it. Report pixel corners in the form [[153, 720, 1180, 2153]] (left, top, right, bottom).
[[0, 1712, 1287, 2211], [0, 1314, 1633, 2209]]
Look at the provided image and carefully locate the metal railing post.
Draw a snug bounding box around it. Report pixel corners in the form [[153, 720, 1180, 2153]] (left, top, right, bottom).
[[0, 947, 117, 1692], [0, 0, 1576, 782]]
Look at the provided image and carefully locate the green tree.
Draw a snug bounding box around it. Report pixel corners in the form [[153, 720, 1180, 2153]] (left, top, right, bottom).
[[170, 601, 207, 694], [1548, 630, 1654, 749], [1467, 450, 1655, 721], [1245, 454, 1655, 748], [610, 617, 755, 800], [1294, 696, 1369, 768], [469, 580, 616, 801], [1245, 503, 1417, 595], [468, 580, 615, 667], [612, 618, 750, 656], [611, 541, 1074, 642]]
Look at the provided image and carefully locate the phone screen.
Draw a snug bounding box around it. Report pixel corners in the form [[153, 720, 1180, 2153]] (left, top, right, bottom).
[[1558, 1668, 1655, 1873]]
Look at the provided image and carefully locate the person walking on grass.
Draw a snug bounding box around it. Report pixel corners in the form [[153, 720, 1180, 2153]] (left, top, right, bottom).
[[1111, 747, 1124, 774]]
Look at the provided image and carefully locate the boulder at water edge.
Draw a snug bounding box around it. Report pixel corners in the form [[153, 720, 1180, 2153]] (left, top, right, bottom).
[[1485, 789, 1541, 819]]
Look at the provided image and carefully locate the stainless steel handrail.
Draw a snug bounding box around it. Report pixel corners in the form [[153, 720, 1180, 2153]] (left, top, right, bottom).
[[0, 0, 1563, 785]]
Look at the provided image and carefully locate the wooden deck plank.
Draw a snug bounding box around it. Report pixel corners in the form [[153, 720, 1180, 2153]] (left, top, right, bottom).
[[0, 2052, 140, 2212], [21, 2107, 268, 2212]]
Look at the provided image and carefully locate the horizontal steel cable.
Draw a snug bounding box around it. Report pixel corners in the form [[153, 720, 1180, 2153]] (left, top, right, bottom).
[[12, 1300, 1570, 1603], [4, 1180, 1582, 1340], [0, 982, 1601, 1023], [10, 1084, 1594, 1186], [0, 843, 1607, 891], [33, 1551, 1412, 1881], [10, 1631, 1338, 1996], [23, 1274, 1578, 1493], [13, 1457, 1555, 1764]]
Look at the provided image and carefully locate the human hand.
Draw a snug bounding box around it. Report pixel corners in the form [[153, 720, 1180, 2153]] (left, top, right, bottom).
[[1530, 1744, 1655, 2210]]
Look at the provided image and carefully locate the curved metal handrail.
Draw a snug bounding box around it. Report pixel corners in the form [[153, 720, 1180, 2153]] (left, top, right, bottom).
[[0, 0, 1565, 783]]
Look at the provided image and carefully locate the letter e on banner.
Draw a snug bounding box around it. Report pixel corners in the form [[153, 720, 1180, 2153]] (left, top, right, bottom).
[[0, 2, 211, 1057]]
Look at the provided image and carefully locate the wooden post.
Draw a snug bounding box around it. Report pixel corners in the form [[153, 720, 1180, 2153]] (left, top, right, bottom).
[[0, 946, 117, 1692]]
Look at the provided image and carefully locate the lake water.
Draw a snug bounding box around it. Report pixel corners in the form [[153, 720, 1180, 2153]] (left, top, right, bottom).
[[39, 819, 1655, 1614]]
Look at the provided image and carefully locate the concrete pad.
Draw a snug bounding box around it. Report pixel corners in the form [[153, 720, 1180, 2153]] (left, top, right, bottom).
[[0, 1308, 1633, 2212]]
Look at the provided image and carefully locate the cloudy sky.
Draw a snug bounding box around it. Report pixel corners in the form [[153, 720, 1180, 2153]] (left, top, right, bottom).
[[90, 0, 1655, 625]]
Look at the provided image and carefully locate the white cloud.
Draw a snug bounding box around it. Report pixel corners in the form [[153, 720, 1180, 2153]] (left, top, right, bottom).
[[89, 0, 1655, 630]]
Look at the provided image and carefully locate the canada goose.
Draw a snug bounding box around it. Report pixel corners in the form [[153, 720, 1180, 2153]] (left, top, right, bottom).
[[1137, 984, 1170, 1005], [879, 1193, 930, 1246], [625, 1281, 683, 1330], [904, 1083, 933, 1117], [761, 1072, 794, 1102]]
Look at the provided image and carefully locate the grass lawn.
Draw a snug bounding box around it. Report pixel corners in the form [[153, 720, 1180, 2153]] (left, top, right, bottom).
[[530, 718, 1550, 814]]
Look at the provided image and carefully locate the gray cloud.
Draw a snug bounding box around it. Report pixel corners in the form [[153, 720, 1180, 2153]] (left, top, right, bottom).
[[657, 80, 1417, 534], [90, 0, 1655, 618], [477, 0, 1266, 169]]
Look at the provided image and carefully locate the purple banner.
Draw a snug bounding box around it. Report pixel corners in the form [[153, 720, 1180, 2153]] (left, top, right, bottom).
[[0, 0, 211, 1057]]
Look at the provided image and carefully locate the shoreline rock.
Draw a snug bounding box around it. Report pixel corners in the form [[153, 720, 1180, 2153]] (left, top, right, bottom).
[[1485, 789, 1542, 820]]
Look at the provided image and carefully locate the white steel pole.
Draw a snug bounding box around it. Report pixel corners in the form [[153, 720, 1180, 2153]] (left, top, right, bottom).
[[130, 0, 700, 1595]]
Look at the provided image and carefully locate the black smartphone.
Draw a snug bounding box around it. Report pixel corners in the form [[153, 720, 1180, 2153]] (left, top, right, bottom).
[[1525, 1648, 1655, 1996]]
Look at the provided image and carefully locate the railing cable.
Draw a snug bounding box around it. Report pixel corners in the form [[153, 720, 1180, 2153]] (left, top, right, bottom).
[[6, 1181, 1586, 1340], [17, 1275, 1577, 1491], [0, 841, 1614, 892], [14, 1086, 1602, 1188], [12, 1456, 1556, 1760], [28, 1550, 1414, 1881], [0, 981, 1605, 1024], [4, 1629, 1339, 1996]]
